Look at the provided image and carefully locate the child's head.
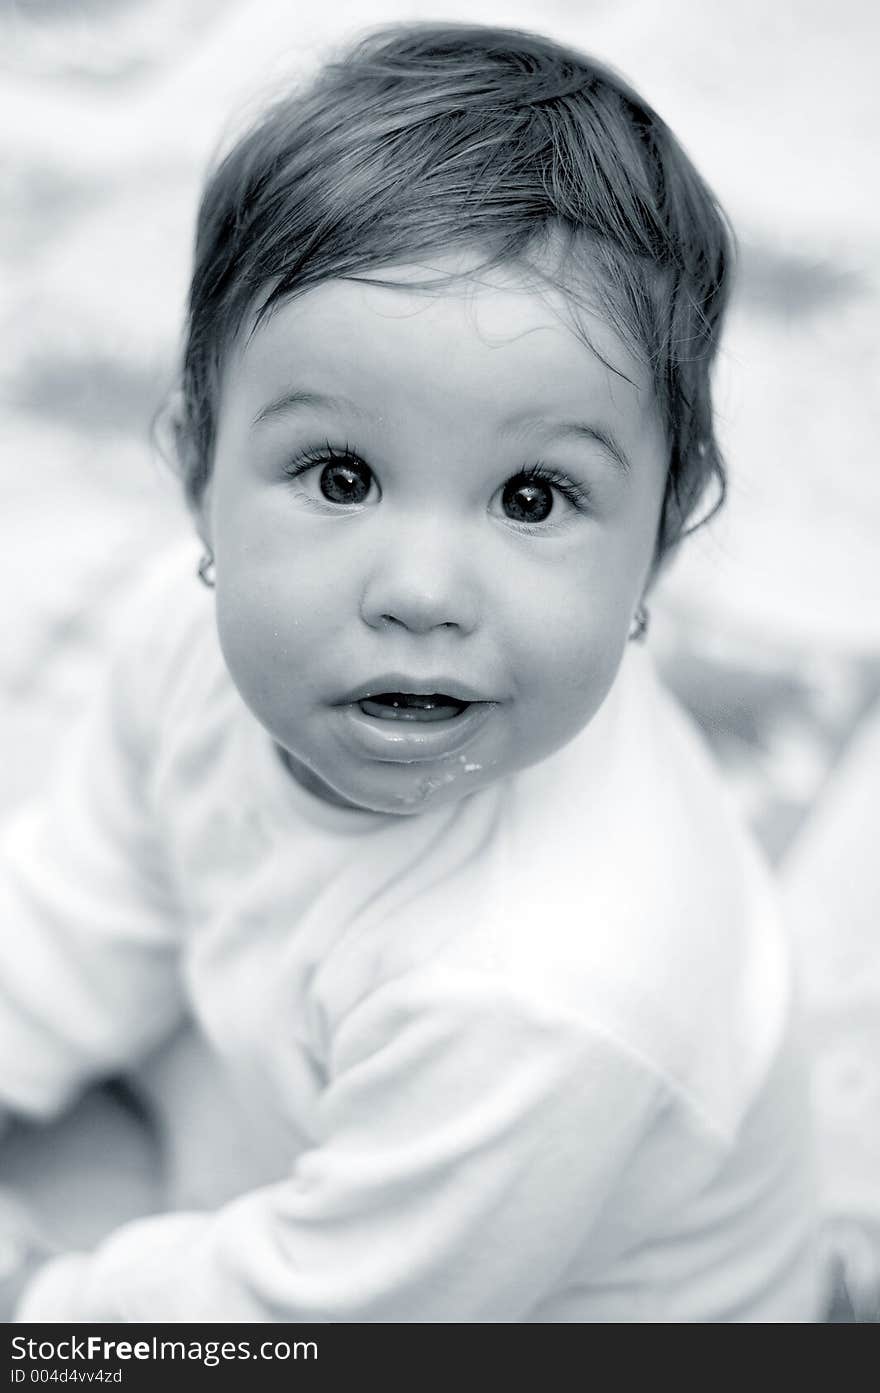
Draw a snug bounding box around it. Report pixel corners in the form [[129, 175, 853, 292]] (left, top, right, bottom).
[[171, 22, 733, 815]]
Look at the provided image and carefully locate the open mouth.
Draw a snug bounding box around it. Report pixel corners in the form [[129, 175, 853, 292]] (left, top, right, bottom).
[[357, 692, 471, 723]]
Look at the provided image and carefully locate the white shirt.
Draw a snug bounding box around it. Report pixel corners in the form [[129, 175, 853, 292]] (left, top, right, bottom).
[[1, 546, 822, 1321]]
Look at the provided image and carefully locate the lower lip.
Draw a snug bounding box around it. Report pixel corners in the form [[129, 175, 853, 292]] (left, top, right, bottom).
[[336, 701, 494, 763]]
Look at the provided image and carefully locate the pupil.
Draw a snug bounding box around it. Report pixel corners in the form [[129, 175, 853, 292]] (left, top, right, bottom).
[[320, 459, 371, 504], [502, 477, 553, 523]]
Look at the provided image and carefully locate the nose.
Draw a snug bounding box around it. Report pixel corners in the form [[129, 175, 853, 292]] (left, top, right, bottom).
[[359, 526, 479, 636]]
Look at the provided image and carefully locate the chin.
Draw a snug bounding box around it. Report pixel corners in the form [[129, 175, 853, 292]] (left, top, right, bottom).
[[279, 746, 465, 816], [349, 770, 468, 816], [347, 757, 496, 816]]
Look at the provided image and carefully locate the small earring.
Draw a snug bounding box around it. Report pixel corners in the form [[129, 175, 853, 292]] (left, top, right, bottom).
[[628, 603, 649, 642], [197, 551, 216, 588]]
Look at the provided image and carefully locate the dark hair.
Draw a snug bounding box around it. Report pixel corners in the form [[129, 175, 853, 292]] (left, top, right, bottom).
[[180, 22, 733, 558]]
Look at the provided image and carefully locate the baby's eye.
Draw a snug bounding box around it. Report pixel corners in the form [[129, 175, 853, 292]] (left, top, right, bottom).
[[495, 467, 592, 529], [319, 457, 373, 504], [284, 446, 377, 507], [501, 475, 555, 523]]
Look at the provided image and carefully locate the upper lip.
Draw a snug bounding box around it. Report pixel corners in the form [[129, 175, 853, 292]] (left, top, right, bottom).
[[340, 674, 490, 704]]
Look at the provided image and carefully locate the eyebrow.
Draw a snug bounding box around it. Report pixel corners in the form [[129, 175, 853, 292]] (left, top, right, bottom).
[[500, 416, 632, 476], [252, 391, 631, 476], [251, 389, 375, 429]]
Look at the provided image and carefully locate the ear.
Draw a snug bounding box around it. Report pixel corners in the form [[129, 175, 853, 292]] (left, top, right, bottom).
[[152, 386, 186, 470], [190, 479, 214, 554], [644, 541, 675, 593], [153, 388, 213, 548]]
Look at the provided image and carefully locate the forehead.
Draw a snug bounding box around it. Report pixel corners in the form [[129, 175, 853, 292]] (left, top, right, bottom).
[[225, 253, 657, 434]]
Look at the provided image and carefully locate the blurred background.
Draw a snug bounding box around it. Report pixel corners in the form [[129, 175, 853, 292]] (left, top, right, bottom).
[[2, 0, 879, 1310]]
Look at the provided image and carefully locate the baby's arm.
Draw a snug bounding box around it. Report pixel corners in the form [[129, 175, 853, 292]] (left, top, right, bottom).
[[13, 975, 664, 1322], [0, 586, 187, 1132]]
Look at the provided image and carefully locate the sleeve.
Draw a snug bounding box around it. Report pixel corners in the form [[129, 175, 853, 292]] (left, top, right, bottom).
[[16, 975, 667, 1322], [0, 580, 188, 1121]]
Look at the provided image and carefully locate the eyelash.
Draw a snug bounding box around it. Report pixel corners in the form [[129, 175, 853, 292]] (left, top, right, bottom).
[[514, 463, 592, 513], [283, 443, 593, 521], [284, 440, 362, 480]]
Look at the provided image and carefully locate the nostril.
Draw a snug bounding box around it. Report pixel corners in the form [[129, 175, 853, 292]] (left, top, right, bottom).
[[363, 582, 476, 635], [379, 613, 458, 631]]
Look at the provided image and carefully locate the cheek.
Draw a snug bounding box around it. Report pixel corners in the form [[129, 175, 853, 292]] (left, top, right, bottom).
[[213, 558, 331, 719], [514, 607, 624, 728], [213, 490, 345, 644], [503, 552, 633, 697]]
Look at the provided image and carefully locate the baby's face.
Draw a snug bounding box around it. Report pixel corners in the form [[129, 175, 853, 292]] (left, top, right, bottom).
[[199, 255, 667, 814]]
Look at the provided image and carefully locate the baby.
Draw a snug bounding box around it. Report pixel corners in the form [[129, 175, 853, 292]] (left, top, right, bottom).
[[0, 23, 821, 1321]]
